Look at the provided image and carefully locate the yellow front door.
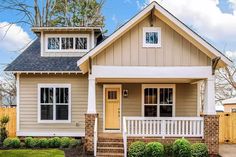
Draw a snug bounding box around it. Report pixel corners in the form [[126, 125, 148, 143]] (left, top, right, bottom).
[[105, 88, 120, 130]]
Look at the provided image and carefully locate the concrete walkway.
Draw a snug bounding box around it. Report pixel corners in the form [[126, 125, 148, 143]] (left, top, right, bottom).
[[219, 144, 236, 157]]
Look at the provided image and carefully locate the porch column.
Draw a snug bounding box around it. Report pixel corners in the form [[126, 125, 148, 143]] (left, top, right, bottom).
[[203, 76, 219, 155], [203, 77, 216, 115], [85, 76, 98, 154]]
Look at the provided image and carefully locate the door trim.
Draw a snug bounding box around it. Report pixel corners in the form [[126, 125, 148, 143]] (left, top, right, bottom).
[[103, 84, 122, 133]]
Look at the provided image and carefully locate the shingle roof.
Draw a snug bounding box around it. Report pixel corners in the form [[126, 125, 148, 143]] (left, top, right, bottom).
[[4, 38, 81, 72]]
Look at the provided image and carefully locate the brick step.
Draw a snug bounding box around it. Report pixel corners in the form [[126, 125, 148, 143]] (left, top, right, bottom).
[[98, 138, 123, 142], [98, 141, 124, 147], [96, 152, 124, 157], [97, 147, 124, 153]]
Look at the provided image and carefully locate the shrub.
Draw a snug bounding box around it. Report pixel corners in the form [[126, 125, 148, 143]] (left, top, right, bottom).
[[173, 138, 191, 157], [48, 137, 61, 148], [69, 138, 78, 148], [128, 141, 146, 157], [3, 138, 20, 148], [191, 143, 208, 157], [0, 115, 9, 143], [145, 142, 164, 157], [60, 137, 71, 148], [24, 137, 40, 148], [39, 138, 49, 148], [164, 144, 173, 157]]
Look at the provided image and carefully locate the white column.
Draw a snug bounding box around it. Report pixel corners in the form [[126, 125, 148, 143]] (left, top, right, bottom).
[[204, 76, 216, 115], [87, 76, 96, 113]]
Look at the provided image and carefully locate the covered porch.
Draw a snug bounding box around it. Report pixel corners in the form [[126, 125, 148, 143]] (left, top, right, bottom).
[[85, 65, 218, 156]]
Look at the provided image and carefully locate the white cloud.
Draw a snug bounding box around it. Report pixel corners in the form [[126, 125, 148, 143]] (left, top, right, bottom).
[[0, 22, 31, 52], [148, 0, 236, 43]]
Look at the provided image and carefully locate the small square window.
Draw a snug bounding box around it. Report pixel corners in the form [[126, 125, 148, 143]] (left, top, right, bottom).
[[143, 27, 161, 48]]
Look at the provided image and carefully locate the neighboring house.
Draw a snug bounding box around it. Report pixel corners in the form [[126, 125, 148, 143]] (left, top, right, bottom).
[[5, 2, 232, 156], [222, 98, 236, 112]]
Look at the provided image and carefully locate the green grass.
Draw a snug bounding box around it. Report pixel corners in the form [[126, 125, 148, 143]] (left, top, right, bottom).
[[0, 149, 64, 157]]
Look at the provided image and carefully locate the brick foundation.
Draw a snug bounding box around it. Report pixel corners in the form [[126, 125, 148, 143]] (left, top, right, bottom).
[[203, 115, 219, 155], [85, 113, 98, 155]]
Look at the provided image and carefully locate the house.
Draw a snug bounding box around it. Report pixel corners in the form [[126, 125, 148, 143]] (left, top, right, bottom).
[[5, 1, 232, 156], [222, 98, 236, 112]]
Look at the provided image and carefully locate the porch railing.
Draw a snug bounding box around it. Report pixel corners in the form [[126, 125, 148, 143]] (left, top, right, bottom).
[[123, 116, 204, 157], [94, 117, 98, 156]]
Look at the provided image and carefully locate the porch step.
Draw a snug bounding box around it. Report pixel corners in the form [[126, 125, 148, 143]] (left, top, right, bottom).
[[96, 152, 124, 157], [97, 146, 124, 153], [98, 141, 124, 147], [98, 137, 123, 142]]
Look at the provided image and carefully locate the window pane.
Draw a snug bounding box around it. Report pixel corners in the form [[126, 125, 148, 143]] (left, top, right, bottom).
[[56, 105, 68, 120], [41, 88, 53, 103], [108, 91, 117, 100], [160, 105, 172, 117], [61, 37, 74, 49], [144, 88, 157, 104], [41, 105, 53, 120], [160, 88, 173, 104], [146, 32, 158, 44], [75, 37, 87, 50], [144, 105, 157, 117], [48, 38, 60, 50], [56, 88, 69, 104]]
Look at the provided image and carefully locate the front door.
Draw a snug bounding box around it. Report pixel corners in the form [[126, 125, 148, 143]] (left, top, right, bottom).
[[105, 87, 121, 130]]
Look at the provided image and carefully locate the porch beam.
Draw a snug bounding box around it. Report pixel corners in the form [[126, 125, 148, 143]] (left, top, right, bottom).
[[92, 66, 212, 79], [87, 76, 96, 113], [203, 77, 216, 115]]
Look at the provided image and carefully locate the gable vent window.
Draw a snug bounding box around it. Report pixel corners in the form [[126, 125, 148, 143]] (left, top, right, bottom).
[[143, 27, 161, 48], [46, 34, 89, 52]]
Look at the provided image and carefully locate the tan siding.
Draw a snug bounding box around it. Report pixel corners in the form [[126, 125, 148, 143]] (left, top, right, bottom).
[[94, 16, 210, 66], [176, 84, 197, 116], [19, 74, 88, 133]]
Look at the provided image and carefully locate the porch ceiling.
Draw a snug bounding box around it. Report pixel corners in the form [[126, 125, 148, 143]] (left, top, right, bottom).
[[96, 78, 202, 83]]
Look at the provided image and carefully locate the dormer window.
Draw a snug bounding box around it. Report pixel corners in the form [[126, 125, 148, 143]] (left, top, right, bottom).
[[143, 27, 161, 48], [45, 34, 89, 52]]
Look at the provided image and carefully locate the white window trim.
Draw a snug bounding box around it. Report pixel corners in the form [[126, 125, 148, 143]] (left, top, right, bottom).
[[45, 34, 90, 53], [143, 27, 161, 48], [141, 84, 175, 117], [38, 84, 71, 123]]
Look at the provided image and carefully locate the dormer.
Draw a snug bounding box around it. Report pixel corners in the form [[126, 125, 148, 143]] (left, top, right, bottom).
[[32, 27, 102, 57]]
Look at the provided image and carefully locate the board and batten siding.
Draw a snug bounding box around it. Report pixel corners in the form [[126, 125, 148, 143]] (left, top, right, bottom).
[[93, 16, 211, 66], [97, 83, 197, 131], [19, 74, 88, 133]]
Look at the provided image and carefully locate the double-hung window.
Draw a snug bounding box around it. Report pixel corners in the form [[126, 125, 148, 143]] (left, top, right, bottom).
[[46, 34, 89, 52], [38, 84, 71, 123], [142, 84, 175, 117]]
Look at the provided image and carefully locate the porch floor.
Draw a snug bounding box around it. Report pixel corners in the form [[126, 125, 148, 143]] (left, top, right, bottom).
[[98, 133, 123, 139]]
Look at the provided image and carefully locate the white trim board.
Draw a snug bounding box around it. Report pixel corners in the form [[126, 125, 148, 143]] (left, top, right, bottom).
[[91, 66, 213, 79], [17, 131, 85, 137], [103, 84, 122, 133], [16, 73, 20, 132], [77, 1, 232, 73]]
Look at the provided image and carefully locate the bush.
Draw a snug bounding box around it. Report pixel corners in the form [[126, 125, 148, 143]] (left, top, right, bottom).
[[39, 138, 49, 148], [145, 142, 164, 157], [3, 138, 20, 148], [60, 137, 71, 148], [0, 115, 9, 143], [173, 138, 191, 157], [48, 137, 61, 148], [128, 141, 146, 157], [24, 137, 40, 148], [191, 143, 208, 157], [164, 144, 173, 157], [69, 138, 78, 148]]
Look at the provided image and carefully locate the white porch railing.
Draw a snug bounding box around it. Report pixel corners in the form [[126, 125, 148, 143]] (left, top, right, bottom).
[[94, 117, 98, 156], [123, 116, 204, 157]]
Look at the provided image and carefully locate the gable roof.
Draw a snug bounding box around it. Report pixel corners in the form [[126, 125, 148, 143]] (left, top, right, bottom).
[[5, 38, 81, 72], [77, 1, 233, 73]]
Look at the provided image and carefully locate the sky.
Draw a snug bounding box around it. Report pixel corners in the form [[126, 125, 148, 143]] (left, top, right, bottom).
[[0, 0, 236, 72]]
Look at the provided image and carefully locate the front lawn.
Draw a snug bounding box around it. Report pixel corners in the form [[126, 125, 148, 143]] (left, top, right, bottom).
[[0, 149, 64, 157]]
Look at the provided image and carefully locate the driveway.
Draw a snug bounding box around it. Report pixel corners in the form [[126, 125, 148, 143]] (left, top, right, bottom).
[[219, 144, 236, 157]]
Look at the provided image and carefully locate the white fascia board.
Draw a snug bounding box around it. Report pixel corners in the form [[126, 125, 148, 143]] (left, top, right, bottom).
[[92, 66, 213, 79], [77, 3, 155, 67], [17, 131, 85, 137]]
